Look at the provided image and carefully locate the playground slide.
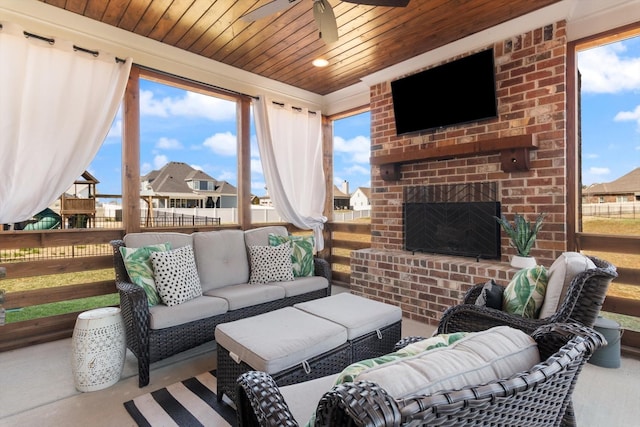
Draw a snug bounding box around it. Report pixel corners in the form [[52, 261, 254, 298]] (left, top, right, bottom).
[[24, 208, 62, 230]]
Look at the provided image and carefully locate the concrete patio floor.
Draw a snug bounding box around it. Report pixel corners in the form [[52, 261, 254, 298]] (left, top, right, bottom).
[[1, 297, 638, 426]]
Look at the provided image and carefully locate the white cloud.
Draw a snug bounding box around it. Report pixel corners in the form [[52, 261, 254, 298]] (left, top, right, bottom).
[[203, 132, 237, 156], [345, 164, 370, 175], [584, 153, 599, 159], [155, 137, 183, 150], [106, 119, 122, 141], [154, 154, 168, 170], [334, 135, 371, 164], [589, 167, 610, 176], [251, 181, 266, 192], [216, 170, 236, 182], [578, 42, 640, 93], [251, 158, 263, 175], [140, 89, 236, 121], [190, 164, 204, 171], [614, 105, 640, 128], [141, 162, 152, 175]]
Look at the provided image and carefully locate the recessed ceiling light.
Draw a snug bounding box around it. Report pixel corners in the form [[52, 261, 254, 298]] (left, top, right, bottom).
[[312, 58, 329, 67]]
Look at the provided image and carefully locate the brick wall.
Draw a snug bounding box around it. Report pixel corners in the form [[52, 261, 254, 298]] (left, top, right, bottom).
[[352, 21, 568, 324]]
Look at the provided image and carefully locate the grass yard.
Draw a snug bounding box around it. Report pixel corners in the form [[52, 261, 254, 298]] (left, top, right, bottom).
[[1, 216, 638, 327]]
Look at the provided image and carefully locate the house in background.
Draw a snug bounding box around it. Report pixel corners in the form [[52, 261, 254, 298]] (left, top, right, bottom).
[[334, 181, 350, 209], [582, 167, 640, 203], [141, 161, 237, 209], [350, 187, 371, 211]]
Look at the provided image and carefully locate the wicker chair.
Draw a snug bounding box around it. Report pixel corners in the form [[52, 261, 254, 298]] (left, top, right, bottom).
[[437, 255, 617, 336], [236, 323, 605, 427]]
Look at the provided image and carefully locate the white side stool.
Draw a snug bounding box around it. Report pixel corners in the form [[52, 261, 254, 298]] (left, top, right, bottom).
[[71, 307, 126, 392]]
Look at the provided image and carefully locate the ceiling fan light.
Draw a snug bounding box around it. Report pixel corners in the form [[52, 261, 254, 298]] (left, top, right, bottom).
[[312, 58, 329, 67]]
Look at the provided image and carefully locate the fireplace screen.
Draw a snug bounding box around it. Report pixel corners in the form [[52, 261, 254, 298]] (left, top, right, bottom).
[[404, 183, 501, 259]]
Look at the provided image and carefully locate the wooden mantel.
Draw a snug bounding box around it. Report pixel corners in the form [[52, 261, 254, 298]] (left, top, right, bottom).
[[371, 134, 538, 180]]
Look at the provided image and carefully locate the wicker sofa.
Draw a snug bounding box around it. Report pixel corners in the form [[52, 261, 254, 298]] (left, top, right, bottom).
[[236, 323, 604, 427], [110, 226, 331, 387]]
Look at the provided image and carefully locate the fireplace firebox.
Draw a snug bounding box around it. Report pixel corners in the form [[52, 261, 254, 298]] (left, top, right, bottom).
[[404, 183, 501, 259]]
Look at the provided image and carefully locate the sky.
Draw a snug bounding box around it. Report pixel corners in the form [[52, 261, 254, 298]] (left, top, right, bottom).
[[90, 35, 640, 200], [578, 36, 640, 186], [92, 81, 372, 200]]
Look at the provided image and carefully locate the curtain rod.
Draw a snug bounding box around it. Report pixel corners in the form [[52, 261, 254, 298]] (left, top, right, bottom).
[[1, 24, 317, 113], [271, 101, 317, 115], [138, 65, 317, 114], [136, 64, 259, 101], [0, 23, 126, 63]]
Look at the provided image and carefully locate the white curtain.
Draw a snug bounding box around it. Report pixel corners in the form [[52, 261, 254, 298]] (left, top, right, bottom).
[[0, 22, 132, 223], [253, 96, 327, 250]]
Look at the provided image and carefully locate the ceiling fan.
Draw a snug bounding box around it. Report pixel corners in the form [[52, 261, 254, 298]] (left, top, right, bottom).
[[241, 0, 410, 44]]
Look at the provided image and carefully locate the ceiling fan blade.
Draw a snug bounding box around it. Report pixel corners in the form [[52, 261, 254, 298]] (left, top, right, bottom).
[[342, 0, 410, 6], [313, 0, 338, 43], [242, 0, 301, 22]]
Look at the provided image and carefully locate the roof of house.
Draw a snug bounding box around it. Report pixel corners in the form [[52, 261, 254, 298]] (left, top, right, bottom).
[[583, 168, 640, 195], [142, 161, 236, 196], [334, 186, 350, 199], [352, 187, 371, 198]]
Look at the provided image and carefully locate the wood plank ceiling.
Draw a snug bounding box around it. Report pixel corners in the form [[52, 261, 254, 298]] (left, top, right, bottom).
[[40, 0, 562, 95]]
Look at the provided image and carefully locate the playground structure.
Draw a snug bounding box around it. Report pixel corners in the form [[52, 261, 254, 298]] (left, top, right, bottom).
[[59, 171, 98, 229]]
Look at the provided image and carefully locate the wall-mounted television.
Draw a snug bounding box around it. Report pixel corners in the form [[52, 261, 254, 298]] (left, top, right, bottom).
[[391, 49, 498, 135]]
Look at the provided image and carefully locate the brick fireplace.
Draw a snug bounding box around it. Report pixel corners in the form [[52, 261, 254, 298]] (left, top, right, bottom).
[[351, 21, 569, 325]]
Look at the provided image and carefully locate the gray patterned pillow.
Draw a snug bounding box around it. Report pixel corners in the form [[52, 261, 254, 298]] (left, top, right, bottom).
[[248, 243, 294, 284], [150, 245, 202, 306]]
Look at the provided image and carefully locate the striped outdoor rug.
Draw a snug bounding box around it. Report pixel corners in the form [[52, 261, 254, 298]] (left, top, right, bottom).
[[124, 370, 237, 427]]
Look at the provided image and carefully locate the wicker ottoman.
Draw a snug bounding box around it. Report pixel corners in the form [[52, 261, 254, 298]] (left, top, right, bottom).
[[215, 307, 351, 403], [294, 293, 402, 361]]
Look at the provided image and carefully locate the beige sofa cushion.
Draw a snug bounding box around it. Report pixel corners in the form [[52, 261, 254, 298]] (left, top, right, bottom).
[[148, 295, 228, 329], [204, 283, 285, 310], [355, 326, 539, 398], [124, 232, 192, 249], [193, 230, 249, 292], [538, 252, 596, 319], [244, 225, 288, 247], [269, 276, 328, 297]]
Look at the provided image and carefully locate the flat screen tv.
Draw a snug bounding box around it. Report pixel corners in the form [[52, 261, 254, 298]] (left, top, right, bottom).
[[391, 49, 498, 135]]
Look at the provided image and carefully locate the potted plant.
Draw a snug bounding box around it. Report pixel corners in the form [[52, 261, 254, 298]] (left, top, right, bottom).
[[495, 212, 546, 268]]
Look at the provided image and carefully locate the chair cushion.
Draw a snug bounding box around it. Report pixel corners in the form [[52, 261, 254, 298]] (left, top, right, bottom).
[[248, 243, 294, 284], [193, 230, 249, 291], [280, 374, 341, 426], [334, 332, 468, 385], [502, 265, 548, 318], [355, 326, 540, 398], [150, 245, 202, 306], [268, 233, 315, 277], [119, 242, 170, 306], [538, 252, 597, 319], [474, 279, 504, 309]]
